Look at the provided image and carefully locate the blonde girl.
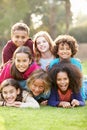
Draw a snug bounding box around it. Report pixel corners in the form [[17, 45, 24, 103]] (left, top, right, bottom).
[[27, 69, 51, 105]]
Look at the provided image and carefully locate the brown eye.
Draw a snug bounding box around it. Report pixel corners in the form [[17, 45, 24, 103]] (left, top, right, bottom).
[[22, 36, 25, 39], [39, 86, 44, 89], [16, 35, 19, 38], [37, 42, 41, 45]]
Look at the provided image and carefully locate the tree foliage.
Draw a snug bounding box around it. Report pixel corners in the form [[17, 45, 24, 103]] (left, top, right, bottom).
[[0, 0, 72, 44], [0, 0, 71, 43]]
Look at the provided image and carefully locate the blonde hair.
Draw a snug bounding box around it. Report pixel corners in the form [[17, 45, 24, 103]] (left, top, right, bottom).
[[11, 22, 30, 36], [27, 69, 51, 94], [33, 31, 54, 63]]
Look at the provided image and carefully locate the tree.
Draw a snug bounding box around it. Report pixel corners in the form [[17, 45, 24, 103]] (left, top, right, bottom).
[[65, 0, 71, 34], [0, 0, 72, 43]]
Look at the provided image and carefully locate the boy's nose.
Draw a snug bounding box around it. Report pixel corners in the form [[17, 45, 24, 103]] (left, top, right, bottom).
[[18, 38, 23, 42], [6, 93, 11, 98]]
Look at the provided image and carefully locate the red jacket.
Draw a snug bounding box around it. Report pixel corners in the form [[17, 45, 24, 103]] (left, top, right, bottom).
[[2, 39, 34, 64], [0, 62, 40, 84]]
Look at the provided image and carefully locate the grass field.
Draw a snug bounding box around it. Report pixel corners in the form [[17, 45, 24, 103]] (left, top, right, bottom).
[[82, 61, 87, 75], [0, 102, 87, 130], [0, 47, 87, 130]]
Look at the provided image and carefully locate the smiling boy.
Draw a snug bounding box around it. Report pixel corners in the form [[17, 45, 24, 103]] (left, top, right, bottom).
[[2, 22, 34, 64]]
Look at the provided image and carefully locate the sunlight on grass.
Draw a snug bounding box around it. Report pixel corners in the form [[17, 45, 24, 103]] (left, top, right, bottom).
[[82, 61, 87, 75], [0, 116, 6, 130], [0, 104, 87, 130]]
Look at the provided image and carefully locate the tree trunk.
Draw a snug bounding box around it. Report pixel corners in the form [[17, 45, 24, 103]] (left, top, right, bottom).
[[65, 0, 71, 34]]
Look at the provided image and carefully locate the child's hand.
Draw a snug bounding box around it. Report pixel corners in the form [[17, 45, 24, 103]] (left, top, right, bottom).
[[40, 100, 48, 106], [59, 101, 71, 108], [6, 101, 22, 107], [71, 99, 80, 107]]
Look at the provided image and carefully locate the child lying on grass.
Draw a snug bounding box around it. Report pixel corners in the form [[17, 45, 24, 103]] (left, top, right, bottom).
[[48, 61, 85, 108], [0, 78, 40, 108]]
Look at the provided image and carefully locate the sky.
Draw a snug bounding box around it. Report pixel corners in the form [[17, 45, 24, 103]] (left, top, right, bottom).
[[70, 0, 87, 16]]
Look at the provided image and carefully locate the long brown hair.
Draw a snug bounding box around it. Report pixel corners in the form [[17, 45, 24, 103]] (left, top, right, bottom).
[[48, 60, 82, 93], [11, 46, 33, 80], [0, 78, 23, 101]]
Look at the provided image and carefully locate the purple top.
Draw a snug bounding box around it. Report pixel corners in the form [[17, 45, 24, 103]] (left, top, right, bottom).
[[48, 87, 85, 107]]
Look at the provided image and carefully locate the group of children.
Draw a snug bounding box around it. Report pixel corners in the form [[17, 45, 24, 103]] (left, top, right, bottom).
[[0, 22, 86, 108]]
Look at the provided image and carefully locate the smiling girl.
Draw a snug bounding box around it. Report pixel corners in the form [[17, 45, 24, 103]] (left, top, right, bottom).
[[27, 69, 51, 105], [33, 31, 55, 71], [0, 46, 40, 89], [48, 61, 85, 108], [0, 78, 40, 108]]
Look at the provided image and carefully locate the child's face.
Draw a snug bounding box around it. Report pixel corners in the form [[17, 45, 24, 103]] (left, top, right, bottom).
[[15, 53, 31, 72], [2, 85, 19, 104], [57, 43, 72, 60], [11, 30, 29, 47], [30, 79, 45, 96], [56, 71, 69, 92], [36, 36, 50, 53]]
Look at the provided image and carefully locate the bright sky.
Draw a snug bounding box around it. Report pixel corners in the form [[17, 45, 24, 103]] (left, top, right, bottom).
[[70, 0, 87, 16]]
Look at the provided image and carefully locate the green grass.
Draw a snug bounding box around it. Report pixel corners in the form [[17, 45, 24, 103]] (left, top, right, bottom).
[[0, 49, 86, 130], [0, 102, 87, 130]]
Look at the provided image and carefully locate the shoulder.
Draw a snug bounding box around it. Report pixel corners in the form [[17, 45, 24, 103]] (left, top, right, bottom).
[[72, 91, 85, 106], [1, 63, 12, 74], [70, 58, 82, 70], [4, 40, 14, 47], [22, 90, 32, 101], [25, 39, 33, 45], [49, 58, 60, 68], [70, 58, 81, 64], [31, 61, 40, 69], [42, 90, 51, 99], [3, 40, 16, 51]]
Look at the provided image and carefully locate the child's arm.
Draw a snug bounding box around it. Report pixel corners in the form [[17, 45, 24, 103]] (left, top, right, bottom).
[[0, 63, 12, 84], [48, 88, 59, 107], [40, 100, 48, 106], [2, 41, 13, 64], [71, 92, 85, 106], [20, 96, 40, 108], [58, 101, 71, 108], [20, 91, 40, 108], [3, 99, 40, 108], [0, 101, 4, 106], [71, 99, 80, 107]]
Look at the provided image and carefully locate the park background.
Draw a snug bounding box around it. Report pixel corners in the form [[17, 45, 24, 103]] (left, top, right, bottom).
[[0, 0, 87, 130], [0, 0, 87, 62]]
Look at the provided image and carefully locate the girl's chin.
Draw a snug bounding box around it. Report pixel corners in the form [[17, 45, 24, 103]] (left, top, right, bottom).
[[33, 93, 39, 96], [6, 101, 15, 104], [60, 89, 67, 93], [18, 70, 25, 72]]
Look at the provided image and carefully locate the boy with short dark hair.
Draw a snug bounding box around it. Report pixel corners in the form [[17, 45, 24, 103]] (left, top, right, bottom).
[[2, 22, 34, 64]]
